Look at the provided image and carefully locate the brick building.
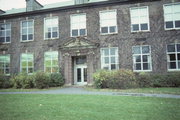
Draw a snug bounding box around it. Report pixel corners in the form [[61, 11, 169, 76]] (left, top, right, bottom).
[[0, 0, 180, 85]]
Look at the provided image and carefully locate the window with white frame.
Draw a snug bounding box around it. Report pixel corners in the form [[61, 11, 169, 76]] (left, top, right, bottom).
[[99, 10, 117, 34], [44, 17, 59, 39], [21, 53, 34, 74], [132, 45, 152, 71], [0, 54, 10, 75], [130, 6, 149, 32], [71, 14, 86, 37], [21, 20, 34, 41], [44, 51, 59, 73], [167, 43, 180, 70], [101, 47, 119, 70], [164, 3, 180, 29], [0, 23, 11, 43]]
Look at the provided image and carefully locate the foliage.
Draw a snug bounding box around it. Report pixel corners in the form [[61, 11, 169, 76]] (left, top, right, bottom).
[[34, 72, 50, 89], [49, 73, 65, 87], [0, 74, 11, 88]]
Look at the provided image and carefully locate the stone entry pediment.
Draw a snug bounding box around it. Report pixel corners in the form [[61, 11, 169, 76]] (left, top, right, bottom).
[[59, 37, 99, 50]]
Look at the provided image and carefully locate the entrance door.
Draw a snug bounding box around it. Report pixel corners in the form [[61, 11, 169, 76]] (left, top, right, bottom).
[[74, 56, 87, 85]]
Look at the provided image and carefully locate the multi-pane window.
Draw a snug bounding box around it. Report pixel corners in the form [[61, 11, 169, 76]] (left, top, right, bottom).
[[0, 23, 11, 43], [71, 14, 86, 37], [44, 51, 59, 73], [44, 17, 59, 39], [21, 20, 34, 41], [101, 48, 119, 70], [132, 45, 152, 71], [130, 6, 149, 32], [100, 10, 117, 34], [167, 43, 180, 70], [0, 55, 10, 75], [21, 53, 34, 74], [164, 3, 180, 29]]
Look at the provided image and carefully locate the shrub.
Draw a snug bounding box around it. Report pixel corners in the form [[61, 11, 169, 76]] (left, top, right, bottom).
[[0, 74, 11, 88], [34, 72, 50, 89], [135, 72, 153, 88], [49, 73, 65, 87], [166, 72, 180, 87]]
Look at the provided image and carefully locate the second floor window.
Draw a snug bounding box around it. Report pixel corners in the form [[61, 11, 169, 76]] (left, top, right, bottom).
[[0, 54, 10, 75], [100, 10, 117, 34], [164, 3, 180, 30], [44, 17, 59, 39], [71, 14, 86, 37], [21, 20, 34, 41], [0, 23, 11, 43], [130, 6, 149, 32], [21, 53, 34, 74]]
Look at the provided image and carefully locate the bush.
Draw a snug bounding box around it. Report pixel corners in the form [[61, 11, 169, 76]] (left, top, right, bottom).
[[49, 73, 65, 87], [0, 74, 11, 88], [34, 72, 50, 89]]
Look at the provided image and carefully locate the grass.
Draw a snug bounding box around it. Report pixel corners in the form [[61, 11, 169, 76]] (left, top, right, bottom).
[[0, 94, 179, 120], [86, 87, 180, 95]]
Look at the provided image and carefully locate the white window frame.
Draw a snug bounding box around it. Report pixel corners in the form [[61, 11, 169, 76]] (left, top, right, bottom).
[[20, 53, 34, 74], [167, 43, 180, 71], [20, 19, 34, 42], [0, 54, 10, 75], [0, 23, 11, 43], [70, 13, 87, 37], [100, 47, 119, 70], [99, 9, 118, 35], [163, 2, 180, 30], [130, 6, 150, 32], [44, 17, 59, 40], [132, 45, 152, 72], [44, 51, 59, 73]]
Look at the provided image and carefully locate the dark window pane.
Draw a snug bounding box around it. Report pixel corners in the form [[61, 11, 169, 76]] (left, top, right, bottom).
[[132, 24, 139, 31], [5, 69, 9, 74], [28, 34, 33, 40], [111, 64, 116, 70], [169, 62, 176, 69], [177, 44, 180, 52], [0, 24, 5, 30], [167, 44, 175, 52], [72, 29, 78, 36], [6, 37, 10, 42], [175, 21, 180, 28], [101, 27, 108, 33], [135, 63, 141, 70], [48, 32, 51, 38], [52, 32, 57, 38], [178, 54, 180, 60], [169, 54, 176, 61], [77, 68, 81, 82], [80, 29, 86, 36], [76, 56, 86, 65], [22, 35, 27, 41], [109, 26, 116, 33], [84, 68, 87, 82], [143, 55, 148, 62], [143, 63, 149, 70], [0, 37, 5, 43], [178, 62, 180, 69], [141, 23, 148, 30], [166, 21, 173, 29], [135, 55, 141, 62], [142, 46, 150, 53]]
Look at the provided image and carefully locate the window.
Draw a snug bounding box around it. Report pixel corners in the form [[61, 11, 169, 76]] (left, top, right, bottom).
[[71, 14, 86, 37], [44, 17, 59, 39], [21, 53, 34, 74], [167, 43, 180, 70], [101, 48, 119, 70], [44, 51, 59, 73], [0, 23, 11, 43], [0, 55, 10, 75], [21, 20, 34, 41], [164, 3, 180, 30], [99, 10, 117, 34], [130, 6, 149, 32], [132, 45, 152, 71]]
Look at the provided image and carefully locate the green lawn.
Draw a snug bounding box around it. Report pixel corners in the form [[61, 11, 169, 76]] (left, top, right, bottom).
[[86, 87, 180, 95], [0, 94, 179, 120]]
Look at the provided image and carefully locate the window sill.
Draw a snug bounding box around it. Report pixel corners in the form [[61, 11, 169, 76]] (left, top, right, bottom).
[[44, 38, 59, 40], [20, 40, 34, 43], [0, 42, 11, 44], [100, 32, 118, 36], [131, 30, 150, 33], [165, 28, 180, 31], [71, 35, 87, 38], [133, 70, 152, 72], [168, 69, 180, 72]]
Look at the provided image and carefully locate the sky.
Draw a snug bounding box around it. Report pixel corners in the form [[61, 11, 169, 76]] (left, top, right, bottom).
[[0, 0, 71, 10]]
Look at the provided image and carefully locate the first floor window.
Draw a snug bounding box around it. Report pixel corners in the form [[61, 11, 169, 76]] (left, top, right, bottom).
[[21, 53, 34, 74], [44, 51, 59, 73], [0, 23, 11, 43], [0, 54, 10, 75], [132, 45, 152, 71], [167, 43, 180, 70], [101, 47, 119, 70], [21, 20, 34, 41]]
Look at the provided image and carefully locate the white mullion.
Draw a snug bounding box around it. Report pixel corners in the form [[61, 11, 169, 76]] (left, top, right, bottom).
[[175, 45, 178, 70], [140, 47, 143, 70]]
